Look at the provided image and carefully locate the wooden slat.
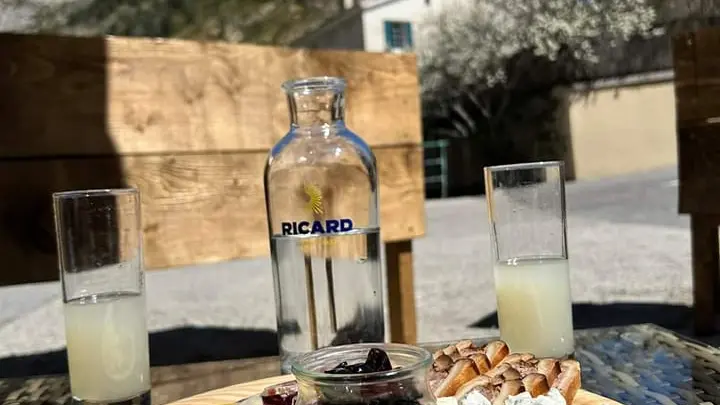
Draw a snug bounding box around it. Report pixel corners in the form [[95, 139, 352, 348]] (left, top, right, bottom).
[[676, 126, 720, 213], [386, 240, 417, 344], [165, 375, 623, 405], [0, 33, 422, 158], [673, 28, 720, 214], [672, 32, 698, 124], [673, 28, 720, 336], [690, 214, 720, 335], [0, 146, 424, 285], [0, 32, 425, 291], [674, 29, 720, 124], [692, 29, 720, 122]]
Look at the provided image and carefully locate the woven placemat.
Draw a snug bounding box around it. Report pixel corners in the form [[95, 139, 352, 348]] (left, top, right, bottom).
[[575, 324, 720, 405], [0, 375, 71, 405]]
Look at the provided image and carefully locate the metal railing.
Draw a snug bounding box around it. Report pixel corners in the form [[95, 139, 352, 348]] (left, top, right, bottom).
[[423, 139, 449, 198]]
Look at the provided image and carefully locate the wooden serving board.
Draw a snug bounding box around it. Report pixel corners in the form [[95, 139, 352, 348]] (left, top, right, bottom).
[[166, 375, 623, 405]]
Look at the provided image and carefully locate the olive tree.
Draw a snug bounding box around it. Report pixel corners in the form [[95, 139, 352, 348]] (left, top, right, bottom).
[[420, 0, 657, 94], [418, 0, 658, 165], [0, 0, 337, 45]]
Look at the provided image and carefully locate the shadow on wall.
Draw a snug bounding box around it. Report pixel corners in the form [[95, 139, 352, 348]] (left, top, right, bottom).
[[0, 327, 279, 378], [0, 33, 127, 287]]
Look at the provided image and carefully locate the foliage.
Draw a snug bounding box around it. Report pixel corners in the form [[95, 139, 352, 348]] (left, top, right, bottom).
[[419, 0, 658, 96], [659, 0, 720, 19], [0, 0, 339, 45], [418, 0, 659, 168]]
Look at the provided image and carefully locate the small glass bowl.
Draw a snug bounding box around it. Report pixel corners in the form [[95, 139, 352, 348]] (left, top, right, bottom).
[[289, 343, 434, 405]]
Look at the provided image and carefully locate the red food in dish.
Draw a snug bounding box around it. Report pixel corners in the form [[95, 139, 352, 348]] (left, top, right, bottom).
[[261, 381, 298, 405]]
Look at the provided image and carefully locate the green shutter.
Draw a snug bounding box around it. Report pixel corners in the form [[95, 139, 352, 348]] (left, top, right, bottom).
[[384, 21, 394, 49], [405, 22, 413, 48]]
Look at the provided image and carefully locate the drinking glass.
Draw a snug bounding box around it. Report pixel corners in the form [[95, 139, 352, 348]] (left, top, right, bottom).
[[484, 161, 574, 358], [53, 189, 150, 405]]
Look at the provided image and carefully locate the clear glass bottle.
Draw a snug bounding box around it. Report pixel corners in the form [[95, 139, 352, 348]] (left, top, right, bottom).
[[290, 343, 434, 405], [264, 76, 385, 373]]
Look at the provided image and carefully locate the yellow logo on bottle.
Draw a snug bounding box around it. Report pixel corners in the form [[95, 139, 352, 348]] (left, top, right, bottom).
[[280, 182, 353, 236], [304, 183, 324, 215]]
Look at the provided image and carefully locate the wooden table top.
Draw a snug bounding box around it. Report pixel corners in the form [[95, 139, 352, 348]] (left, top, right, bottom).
[[165, 375, 622, 405], [2, 324, 719, 405]]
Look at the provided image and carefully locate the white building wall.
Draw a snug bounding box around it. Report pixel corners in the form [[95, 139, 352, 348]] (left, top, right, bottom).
[[359, 0, 470, 52]]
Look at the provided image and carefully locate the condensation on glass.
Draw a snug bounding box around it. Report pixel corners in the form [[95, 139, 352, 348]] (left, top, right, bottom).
[[53, 189, 150, 405], [484, 161, 575, 358]]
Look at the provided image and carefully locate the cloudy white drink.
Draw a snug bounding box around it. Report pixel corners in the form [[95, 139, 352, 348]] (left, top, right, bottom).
[[64, 292, 150, 402], [484, 161, 574, 359], [53, 189, 149, 405], [493, 257, 574, 358]]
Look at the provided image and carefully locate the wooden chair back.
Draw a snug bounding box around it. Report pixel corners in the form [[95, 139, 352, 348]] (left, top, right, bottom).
[[673, 28, 720, 335], [0, 33, 425, 343]]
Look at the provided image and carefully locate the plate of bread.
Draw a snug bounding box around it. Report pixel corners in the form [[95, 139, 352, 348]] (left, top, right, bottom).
[[217, 340, 621, 405], [428, 340, 620, 405]]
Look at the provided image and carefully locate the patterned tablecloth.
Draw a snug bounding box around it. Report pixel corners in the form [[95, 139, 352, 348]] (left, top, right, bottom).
[[1, 324, 719, 405]]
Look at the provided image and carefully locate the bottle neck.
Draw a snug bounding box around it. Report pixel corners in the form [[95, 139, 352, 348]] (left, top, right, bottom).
[[286, 89, 345, 130]]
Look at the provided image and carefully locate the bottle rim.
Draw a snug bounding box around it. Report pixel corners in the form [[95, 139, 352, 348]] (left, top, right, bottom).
[[281, 76, 346, 94], [289, 343, 432, 384]]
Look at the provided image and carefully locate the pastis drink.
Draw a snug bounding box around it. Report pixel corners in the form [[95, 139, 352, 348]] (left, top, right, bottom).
[[493, 257, 574, 358], [485, 162, 575, 358], [54, 189, 151, 405], [64, 292, 150, 402]]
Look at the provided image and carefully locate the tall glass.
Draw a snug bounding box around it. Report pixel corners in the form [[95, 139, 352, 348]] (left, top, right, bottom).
[[53, 189, 150, 405], [484, 161, 574, 358]]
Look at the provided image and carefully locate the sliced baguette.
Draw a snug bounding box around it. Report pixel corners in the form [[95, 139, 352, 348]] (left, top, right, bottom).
[[468, 352, 492, 374], [432, 340, 581, 404], [522, 373, 551, 397], [485, 362, 512, 379], [454, 375, 495, 399], [536, 359, 562, 386], [433, 359, 479, 398], [492, 380, 524, 405], [483, 341, 510, 367], [551, 359, 582, 404], [501, 353, 535, 365]]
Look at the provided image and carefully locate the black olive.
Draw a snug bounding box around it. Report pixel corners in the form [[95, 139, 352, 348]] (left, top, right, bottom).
[[324, 348, 392, 375]]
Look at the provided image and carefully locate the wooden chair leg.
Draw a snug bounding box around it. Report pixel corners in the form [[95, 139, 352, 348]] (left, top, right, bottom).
[[385, 240, 417, 344], [690, 215, 719, 335], [717, 267, 720, 313]]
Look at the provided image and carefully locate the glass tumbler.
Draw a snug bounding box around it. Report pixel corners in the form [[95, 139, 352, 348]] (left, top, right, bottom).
[[484, 161, 575, 358], [53, 189, 151, 405]]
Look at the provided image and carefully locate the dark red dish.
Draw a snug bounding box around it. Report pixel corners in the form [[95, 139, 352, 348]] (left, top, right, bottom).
[[261, 380, 298, 405]]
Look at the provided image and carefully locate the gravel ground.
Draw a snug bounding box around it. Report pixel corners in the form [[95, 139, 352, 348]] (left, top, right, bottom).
[[0, 166, 699, 361]]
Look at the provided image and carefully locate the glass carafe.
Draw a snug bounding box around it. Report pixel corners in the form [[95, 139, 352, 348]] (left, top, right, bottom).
[[264, 77, 385, 373], [290, 343, 434, 405]]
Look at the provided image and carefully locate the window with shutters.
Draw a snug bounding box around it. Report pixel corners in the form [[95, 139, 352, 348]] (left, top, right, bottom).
[[383, 21, 413, 52]]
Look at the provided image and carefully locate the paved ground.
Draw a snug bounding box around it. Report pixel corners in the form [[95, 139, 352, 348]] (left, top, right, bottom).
[[0, 166, 699, 367]]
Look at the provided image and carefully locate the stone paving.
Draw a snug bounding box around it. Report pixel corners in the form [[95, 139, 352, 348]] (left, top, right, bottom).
[[0, 167, 697, 360]]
